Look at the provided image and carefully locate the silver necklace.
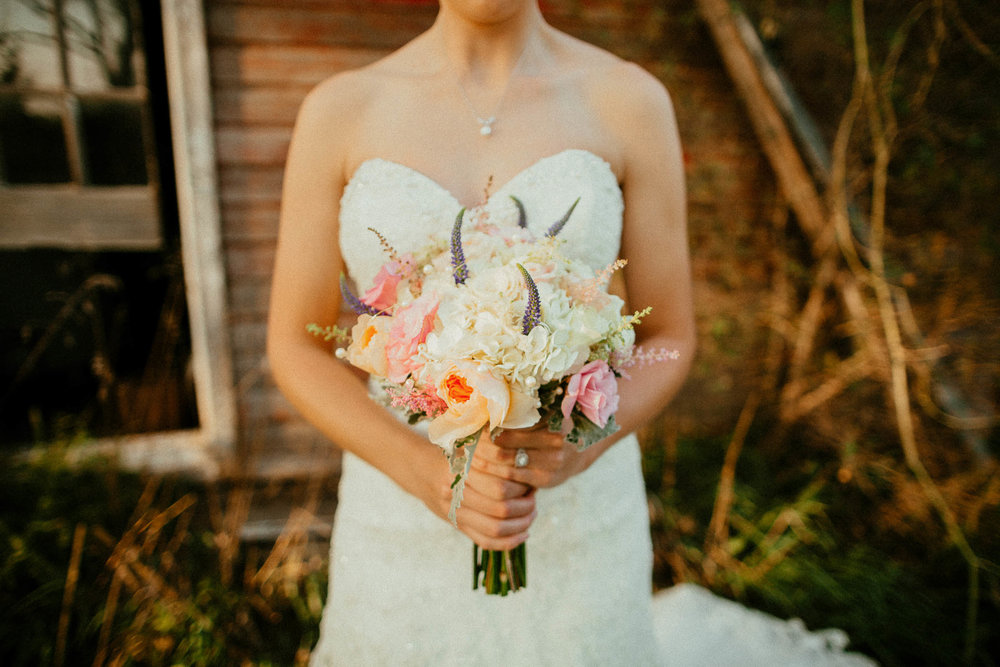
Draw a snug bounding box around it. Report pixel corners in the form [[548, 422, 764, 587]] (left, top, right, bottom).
[[449, 44, 528, 138], [456, 84, 502, 137]]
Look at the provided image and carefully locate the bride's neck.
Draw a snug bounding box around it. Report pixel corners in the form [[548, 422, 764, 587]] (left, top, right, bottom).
[[432, 3, 545, 81]]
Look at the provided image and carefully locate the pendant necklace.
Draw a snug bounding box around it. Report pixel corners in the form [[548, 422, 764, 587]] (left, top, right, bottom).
[[449, 43, 528, 138]]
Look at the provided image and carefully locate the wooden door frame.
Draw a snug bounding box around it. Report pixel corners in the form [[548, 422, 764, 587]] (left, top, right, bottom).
[[20, 0, 236, 477], [151, 0, 237, 474]]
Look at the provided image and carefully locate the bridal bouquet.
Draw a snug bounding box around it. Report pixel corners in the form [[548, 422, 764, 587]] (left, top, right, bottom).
[[313, 196, 670, 595]]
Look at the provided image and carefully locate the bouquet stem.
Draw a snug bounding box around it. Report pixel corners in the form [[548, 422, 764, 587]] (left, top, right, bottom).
[[473, 542, 526, 595]]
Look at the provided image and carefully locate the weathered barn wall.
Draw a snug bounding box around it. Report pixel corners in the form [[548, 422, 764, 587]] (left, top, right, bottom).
[[203, 0, 775, 475]]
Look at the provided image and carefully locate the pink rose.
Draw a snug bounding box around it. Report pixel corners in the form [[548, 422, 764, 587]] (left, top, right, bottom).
[[560, 360, 619, 428], [361, 254, 415, 311], [385, 294, 438, 382]]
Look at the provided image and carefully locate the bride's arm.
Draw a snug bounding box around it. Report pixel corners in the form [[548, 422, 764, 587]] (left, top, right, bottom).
[[267, 75, 535, 549], [475, 62, 696, 487], [607, 63, 696, 439]]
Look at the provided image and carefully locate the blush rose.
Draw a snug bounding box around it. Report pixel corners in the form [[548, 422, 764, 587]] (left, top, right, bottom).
[[361, 254, 415, 311], [385, 294, 439, 383], [560, 360, 619, 428]]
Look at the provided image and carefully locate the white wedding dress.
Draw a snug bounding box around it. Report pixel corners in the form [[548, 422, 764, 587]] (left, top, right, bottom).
[[310, 150, 875, 666]]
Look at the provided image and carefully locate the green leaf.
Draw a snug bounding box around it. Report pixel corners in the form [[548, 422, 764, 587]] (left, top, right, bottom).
[[447, 432, 480, 524], [565, 414, 619, 451]]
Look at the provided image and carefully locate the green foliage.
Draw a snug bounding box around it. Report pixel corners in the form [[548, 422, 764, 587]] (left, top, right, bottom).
[[746, 0, 1000, 301], [0, 455, 325, 666], [659, 4, 1000, 663], [644, 431, 1000, 666], [0, 457, 133, 665]]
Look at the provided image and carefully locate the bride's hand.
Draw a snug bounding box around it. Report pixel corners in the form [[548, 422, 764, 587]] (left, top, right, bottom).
[[473, 427, 595, 490], [424, 432, 537, 551]]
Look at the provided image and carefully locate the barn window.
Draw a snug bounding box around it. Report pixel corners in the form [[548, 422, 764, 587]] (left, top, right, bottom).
[[1, 0, 234, 472], [0, 0, 161, 248]]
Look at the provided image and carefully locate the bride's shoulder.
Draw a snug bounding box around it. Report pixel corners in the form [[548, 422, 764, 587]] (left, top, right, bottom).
[[296, 42, 425, 124], [298, 62, 384, 117], [551, 31, 673, 114], [587, 57, 672, 114], [575, 51, 677, 147], [292, 73, 372, 143], [550, 34, 678, 169]]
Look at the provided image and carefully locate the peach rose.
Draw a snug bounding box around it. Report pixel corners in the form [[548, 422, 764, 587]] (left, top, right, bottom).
[[345, 314, 391, 377], [427, 361, 538, 451]]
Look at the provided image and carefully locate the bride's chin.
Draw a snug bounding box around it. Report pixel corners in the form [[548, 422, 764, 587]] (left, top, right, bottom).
[[438, 0, 535, 25]]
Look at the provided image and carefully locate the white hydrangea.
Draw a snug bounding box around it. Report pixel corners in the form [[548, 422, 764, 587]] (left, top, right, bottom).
[[390, 214, 640, 407]]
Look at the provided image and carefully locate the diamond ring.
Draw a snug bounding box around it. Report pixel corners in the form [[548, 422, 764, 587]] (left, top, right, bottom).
[[514, 448, 529, 468]]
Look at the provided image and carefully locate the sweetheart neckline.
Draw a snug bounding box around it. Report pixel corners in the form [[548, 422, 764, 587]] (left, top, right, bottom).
[[346, 148, 618, 209]]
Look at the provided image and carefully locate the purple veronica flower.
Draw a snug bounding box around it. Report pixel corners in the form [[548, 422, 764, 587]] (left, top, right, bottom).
[[517, 263, 542, 334], [510, 195, 527, 228], [545, 197, 580, 238], [451, 208, 469, 285], [340, 273, 378, 316]]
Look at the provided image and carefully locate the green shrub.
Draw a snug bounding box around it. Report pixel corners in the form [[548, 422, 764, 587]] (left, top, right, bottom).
[[0, 455, 326, 666]]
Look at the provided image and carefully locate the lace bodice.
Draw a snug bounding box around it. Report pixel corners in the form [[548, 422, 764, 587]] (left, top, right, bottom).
[[339, 149, 624, 289]]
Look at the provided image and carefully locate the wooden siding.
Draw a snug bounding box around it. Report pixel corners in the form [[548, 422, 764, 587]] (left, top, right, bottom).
[[205, 1, 435, 475], [204, 0, 775, 474]]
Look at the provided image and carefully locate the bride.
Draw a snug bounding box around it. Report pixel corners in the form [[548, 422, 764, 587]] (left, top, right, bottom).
[[268, 0, 693, 663]]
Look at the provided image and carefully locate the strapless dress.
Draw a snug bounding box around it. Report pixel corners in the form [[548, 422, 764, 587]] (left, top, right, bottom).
[[310, 150, 660, 665], [309, 149, 874, 667]]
